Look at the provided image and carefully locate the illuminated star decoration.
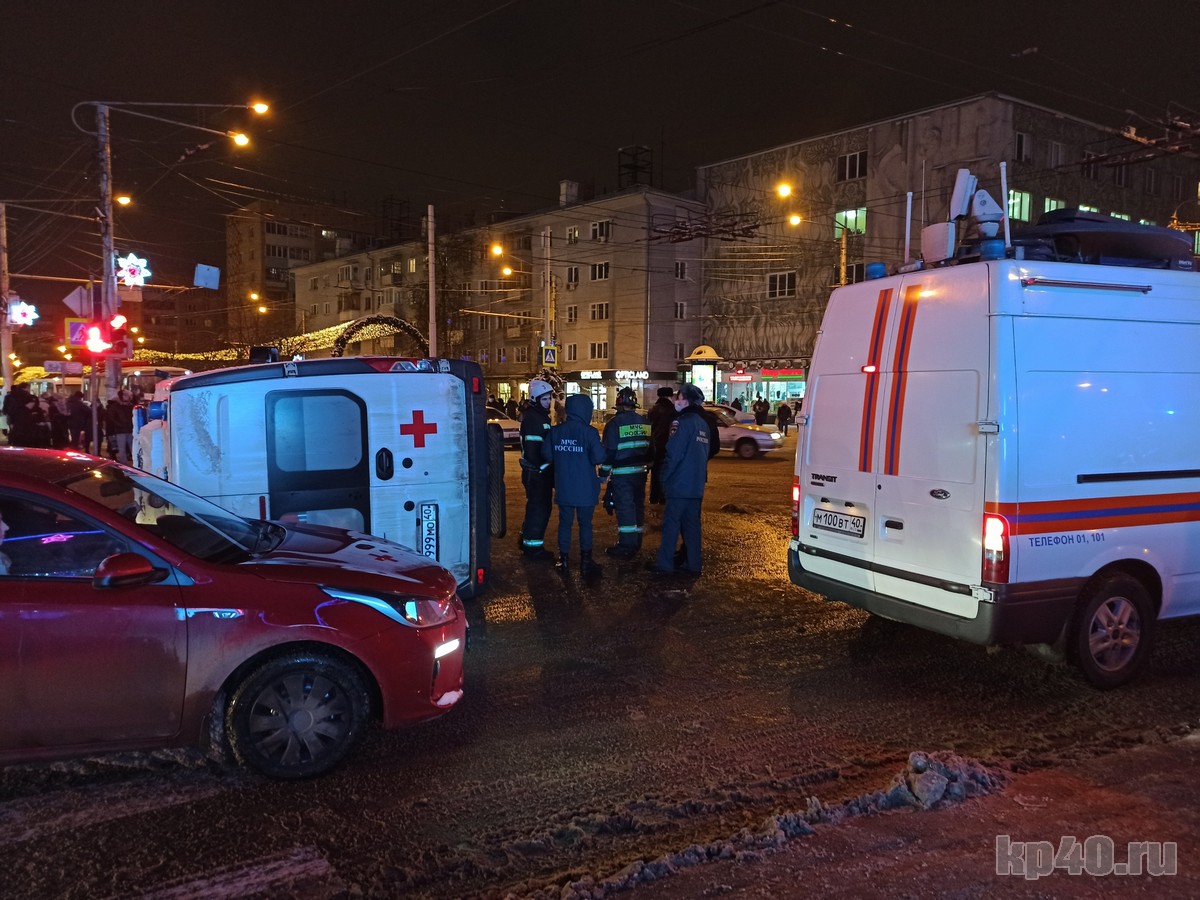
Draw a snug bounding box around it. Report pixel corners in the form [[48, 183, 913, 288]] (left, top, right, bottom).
[[7, 300, 38, 326], [115, 253, 151, 288]]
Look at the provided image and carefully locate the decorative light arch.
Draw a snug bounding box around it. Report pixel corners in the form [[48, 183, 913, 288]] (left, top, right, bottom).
[[331, 314, 429, 358]]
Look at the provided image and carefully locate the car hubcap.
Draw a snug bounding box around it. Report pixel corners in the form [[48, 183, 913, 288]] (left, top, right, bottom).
[[1088, 596, 1140, 672], [248, 673, 350, 765]]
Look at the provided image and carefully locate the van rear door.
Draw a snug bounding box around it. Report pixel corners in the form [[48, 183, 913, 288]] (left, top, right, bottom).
[[870, 266, 991, 616], [797, 265, 991, 616], [797, 280, 898, 593]]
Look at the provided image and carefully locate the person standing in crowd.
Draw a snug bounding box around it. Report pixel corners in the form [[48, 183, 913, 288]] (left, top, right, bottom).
[[646, 386, 676, 506], [775, 399, 793, 436], [600, 387, 652, 558], [518, 379, 556, 561], [504, 396, 519, 420], [651, 383, 712, 578], [543, 392, 606, 581], [66, 391, 92, 451], [3, 383, 35, 447], [730, 397, 743, 412], [106, 389, 136, 464], [752, 396, 769, 426]]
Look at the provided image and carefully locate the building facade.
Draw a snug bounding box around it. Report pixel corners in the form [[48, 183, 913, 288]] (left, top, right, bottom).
[[695, 93, 1200, 405], [292, 184, 706, 411]]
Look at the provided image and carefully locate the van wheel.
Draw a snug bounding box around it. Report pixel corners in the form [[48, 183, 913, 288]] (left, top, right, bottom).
[[735, 439, 759, 460], [1069, 574, 1154, 689], [227, 653, 371, 779], [487, 423, 507, 537]]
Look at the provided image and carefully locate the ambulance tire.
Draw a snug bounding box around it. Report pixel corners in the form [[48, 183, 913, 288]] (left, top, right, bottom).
[[487, 423, 506, 537], [227, 651, 372, 779], [1069, 573, 1154, 690]]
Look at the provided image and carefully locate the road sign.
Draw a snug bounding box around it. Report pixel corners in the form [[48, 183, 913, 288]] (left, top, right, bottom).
[[64, 318, 90, 348], [43, 360, 85, 375], [541, 345, 558, 368]]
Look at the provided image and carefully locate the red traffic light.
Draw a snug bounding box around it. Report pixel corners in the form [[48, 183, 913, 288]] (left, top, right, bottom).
[[86, 324, 112, 354]]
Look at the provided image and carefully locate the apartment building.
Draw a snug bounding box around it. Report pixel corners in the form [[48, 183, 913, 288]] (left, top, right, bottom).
[[292, 183, 706, 410], [695, 92, 1200, 404]]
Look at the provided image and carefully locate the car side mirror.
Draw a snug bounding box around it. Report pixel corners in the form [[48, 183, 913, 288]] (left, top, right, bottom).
[[93, 552, 170, 589]]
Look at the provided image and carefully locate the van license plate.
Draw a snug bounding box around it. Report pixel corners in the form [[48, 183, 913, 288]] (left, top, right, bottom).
[[419, 503, 439, 559], [812, 509, 866, 538]]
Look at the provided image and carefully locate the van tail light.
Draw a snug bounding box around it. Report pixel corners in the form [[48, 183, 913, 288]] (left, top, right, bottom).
[[791, 477, 801, 538], [472, 376, 481, 394], [982, 514, 1010, 583]]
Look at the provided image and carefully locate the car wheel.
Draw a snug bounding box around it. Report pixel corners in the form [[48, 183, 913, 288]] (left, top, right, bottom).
[[487, 423, 507, 537], [1069, 573, 1154, 689], [735, 439, 759, 459], [227, 652, 372, 779]]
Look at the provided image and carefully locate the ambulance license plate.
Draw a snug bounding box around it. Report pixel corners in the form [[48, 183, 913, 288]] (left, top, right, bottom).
[[419, 503, 439, 559], [812, 509, 866, 538]]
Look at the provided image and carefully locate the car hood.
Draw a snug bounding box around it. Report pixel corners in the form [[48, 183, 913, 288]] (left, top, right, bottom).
[[240, 523, 458, 598]]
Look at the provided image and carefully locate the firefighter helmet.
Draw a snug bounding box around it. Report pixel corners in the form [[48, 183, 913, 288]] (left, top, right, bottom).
[[615, 387, 638, 408], [529, 379, 553, 402]]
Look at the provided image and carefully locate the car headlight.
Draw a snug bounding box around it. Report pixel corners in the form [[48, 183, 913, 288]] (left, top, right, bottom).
[[770, 431, 782, 440], [320, 586, 457, 627]]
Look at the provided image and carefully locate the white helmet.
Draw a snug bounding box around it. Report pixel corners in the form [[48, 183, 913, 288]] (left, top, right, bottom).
[[529, 379, 553, 401]]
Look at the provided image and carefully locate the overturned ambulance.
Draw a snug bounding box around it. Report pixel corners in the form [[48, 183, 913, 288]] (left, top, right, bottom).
[[137, 356, 501, 598]]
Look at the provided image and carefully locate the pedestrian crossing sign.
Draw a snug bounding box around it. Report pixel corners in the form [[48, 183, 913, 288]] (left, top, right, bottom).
[[541, 345, 558, 368]]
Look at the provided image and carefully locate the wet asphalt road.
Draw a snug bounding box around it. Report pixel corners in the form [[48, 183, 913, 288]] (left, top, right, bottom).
[[3, 435, 1200, 899]]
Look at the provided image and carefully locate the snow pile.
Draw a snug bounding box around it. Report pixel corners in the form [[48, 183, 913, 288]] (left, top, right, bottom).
[[505, 751, 1008, 900]]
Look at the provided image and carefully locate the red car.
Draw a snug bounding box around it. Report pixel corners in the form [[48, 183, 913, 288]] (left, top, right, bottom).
[[0, 447, 468, 779]]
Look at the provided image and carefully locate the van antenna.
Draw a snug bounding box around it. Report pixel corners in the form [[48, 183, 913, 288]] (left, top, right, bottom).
[[999, 161, 1012, 249], [904, 192, 913, 263]]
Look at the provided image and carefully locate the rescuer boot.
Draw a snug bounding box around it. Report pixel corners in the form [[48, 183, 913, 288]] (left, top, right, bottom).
[[580, 550, 603, 583], [556, 553, 571, 575]]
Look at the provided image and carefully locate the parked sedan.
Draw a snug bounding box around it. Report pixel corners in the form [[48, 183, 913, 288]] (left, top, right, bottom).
[[708, 407, 784, 458], [486, 406, 521, 448], [704, 402, 756, 425], [0, 447, 467, 779]]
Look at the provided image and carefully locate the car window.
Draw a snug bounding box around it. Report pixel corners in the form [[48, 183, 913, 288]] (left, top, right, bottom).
[[0, 492, 129, 579], [711, 409, 735, 426], [59, 464, 259, 564]]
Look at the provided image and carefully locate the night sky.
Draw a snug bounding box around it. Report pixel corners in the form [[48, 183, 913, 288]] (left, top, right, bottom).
[[1, 0, 1194, 298]]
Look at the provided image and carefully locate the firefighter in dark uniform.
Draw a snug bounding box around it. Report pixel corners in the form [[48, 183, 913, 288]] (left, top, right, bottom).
[[651, 383, 712, 577], [600, 387, 652, 558], [518, 379, 555, 561]]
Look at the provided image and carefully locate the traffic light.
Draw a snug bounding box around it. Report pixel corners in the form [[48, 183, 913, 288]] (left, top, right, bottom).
[[109, 313, 134, 360], [85, 322, 112, 354]]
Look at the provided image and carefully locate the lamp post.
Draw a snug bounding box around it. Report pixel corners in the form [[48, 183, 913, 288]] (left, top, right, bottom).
[[71, 99, 266, 396]]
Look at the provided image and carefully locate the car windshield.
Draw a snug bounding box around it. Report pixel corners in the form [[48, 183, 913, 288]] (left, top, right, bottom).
[[59, 463, 268, 563]]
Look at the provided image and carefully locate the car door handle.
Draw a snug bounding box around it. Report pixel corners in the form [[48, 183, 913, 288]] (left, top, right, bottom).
[[884, 519, 903, 530]]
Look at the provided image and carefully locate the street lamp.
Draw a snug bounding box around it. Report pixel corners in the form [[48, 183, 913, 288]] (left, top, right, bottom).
[[71, 100, 266, 322]]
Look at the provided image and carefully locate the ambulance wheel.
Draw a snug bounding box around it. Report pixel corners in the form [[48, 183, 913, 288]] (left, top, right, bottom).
[[734, 439, 759, 459], [487, 423, 507, 538], [227, 652, 372, 779], [1069, 574, 1154, 689]]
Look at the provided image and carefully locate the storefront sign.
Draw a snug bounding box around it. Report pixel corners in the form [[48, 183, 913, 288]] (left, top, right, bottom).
[[614, 369, 649, 380], [579, 370, 603, 379], [727, 374, 753, 382], [762, 368, 806, 380]]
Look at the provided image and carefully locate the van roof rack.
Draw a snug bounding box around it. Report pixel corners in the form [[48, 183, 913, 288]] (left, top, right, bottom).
[[1010, 209, 1194, 271]]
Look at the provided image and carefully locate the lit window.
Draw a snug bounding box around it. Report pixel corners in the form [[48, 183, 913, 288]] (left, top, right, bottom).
[[834, 208, 866, 238], [1044, 197, 1066, 213], [1007, 189, 1032, 222]]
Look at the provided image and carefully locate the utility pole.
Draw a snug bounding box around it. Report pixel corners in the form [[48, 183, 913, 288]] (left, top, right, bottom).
[[427, 204, 437, 357]]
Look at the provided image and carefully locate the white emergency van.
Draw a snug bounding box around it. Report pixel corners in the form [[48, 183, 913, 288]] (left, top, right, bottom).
[[140, 356, 502, 599], [790, 169, 1199, 687]]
